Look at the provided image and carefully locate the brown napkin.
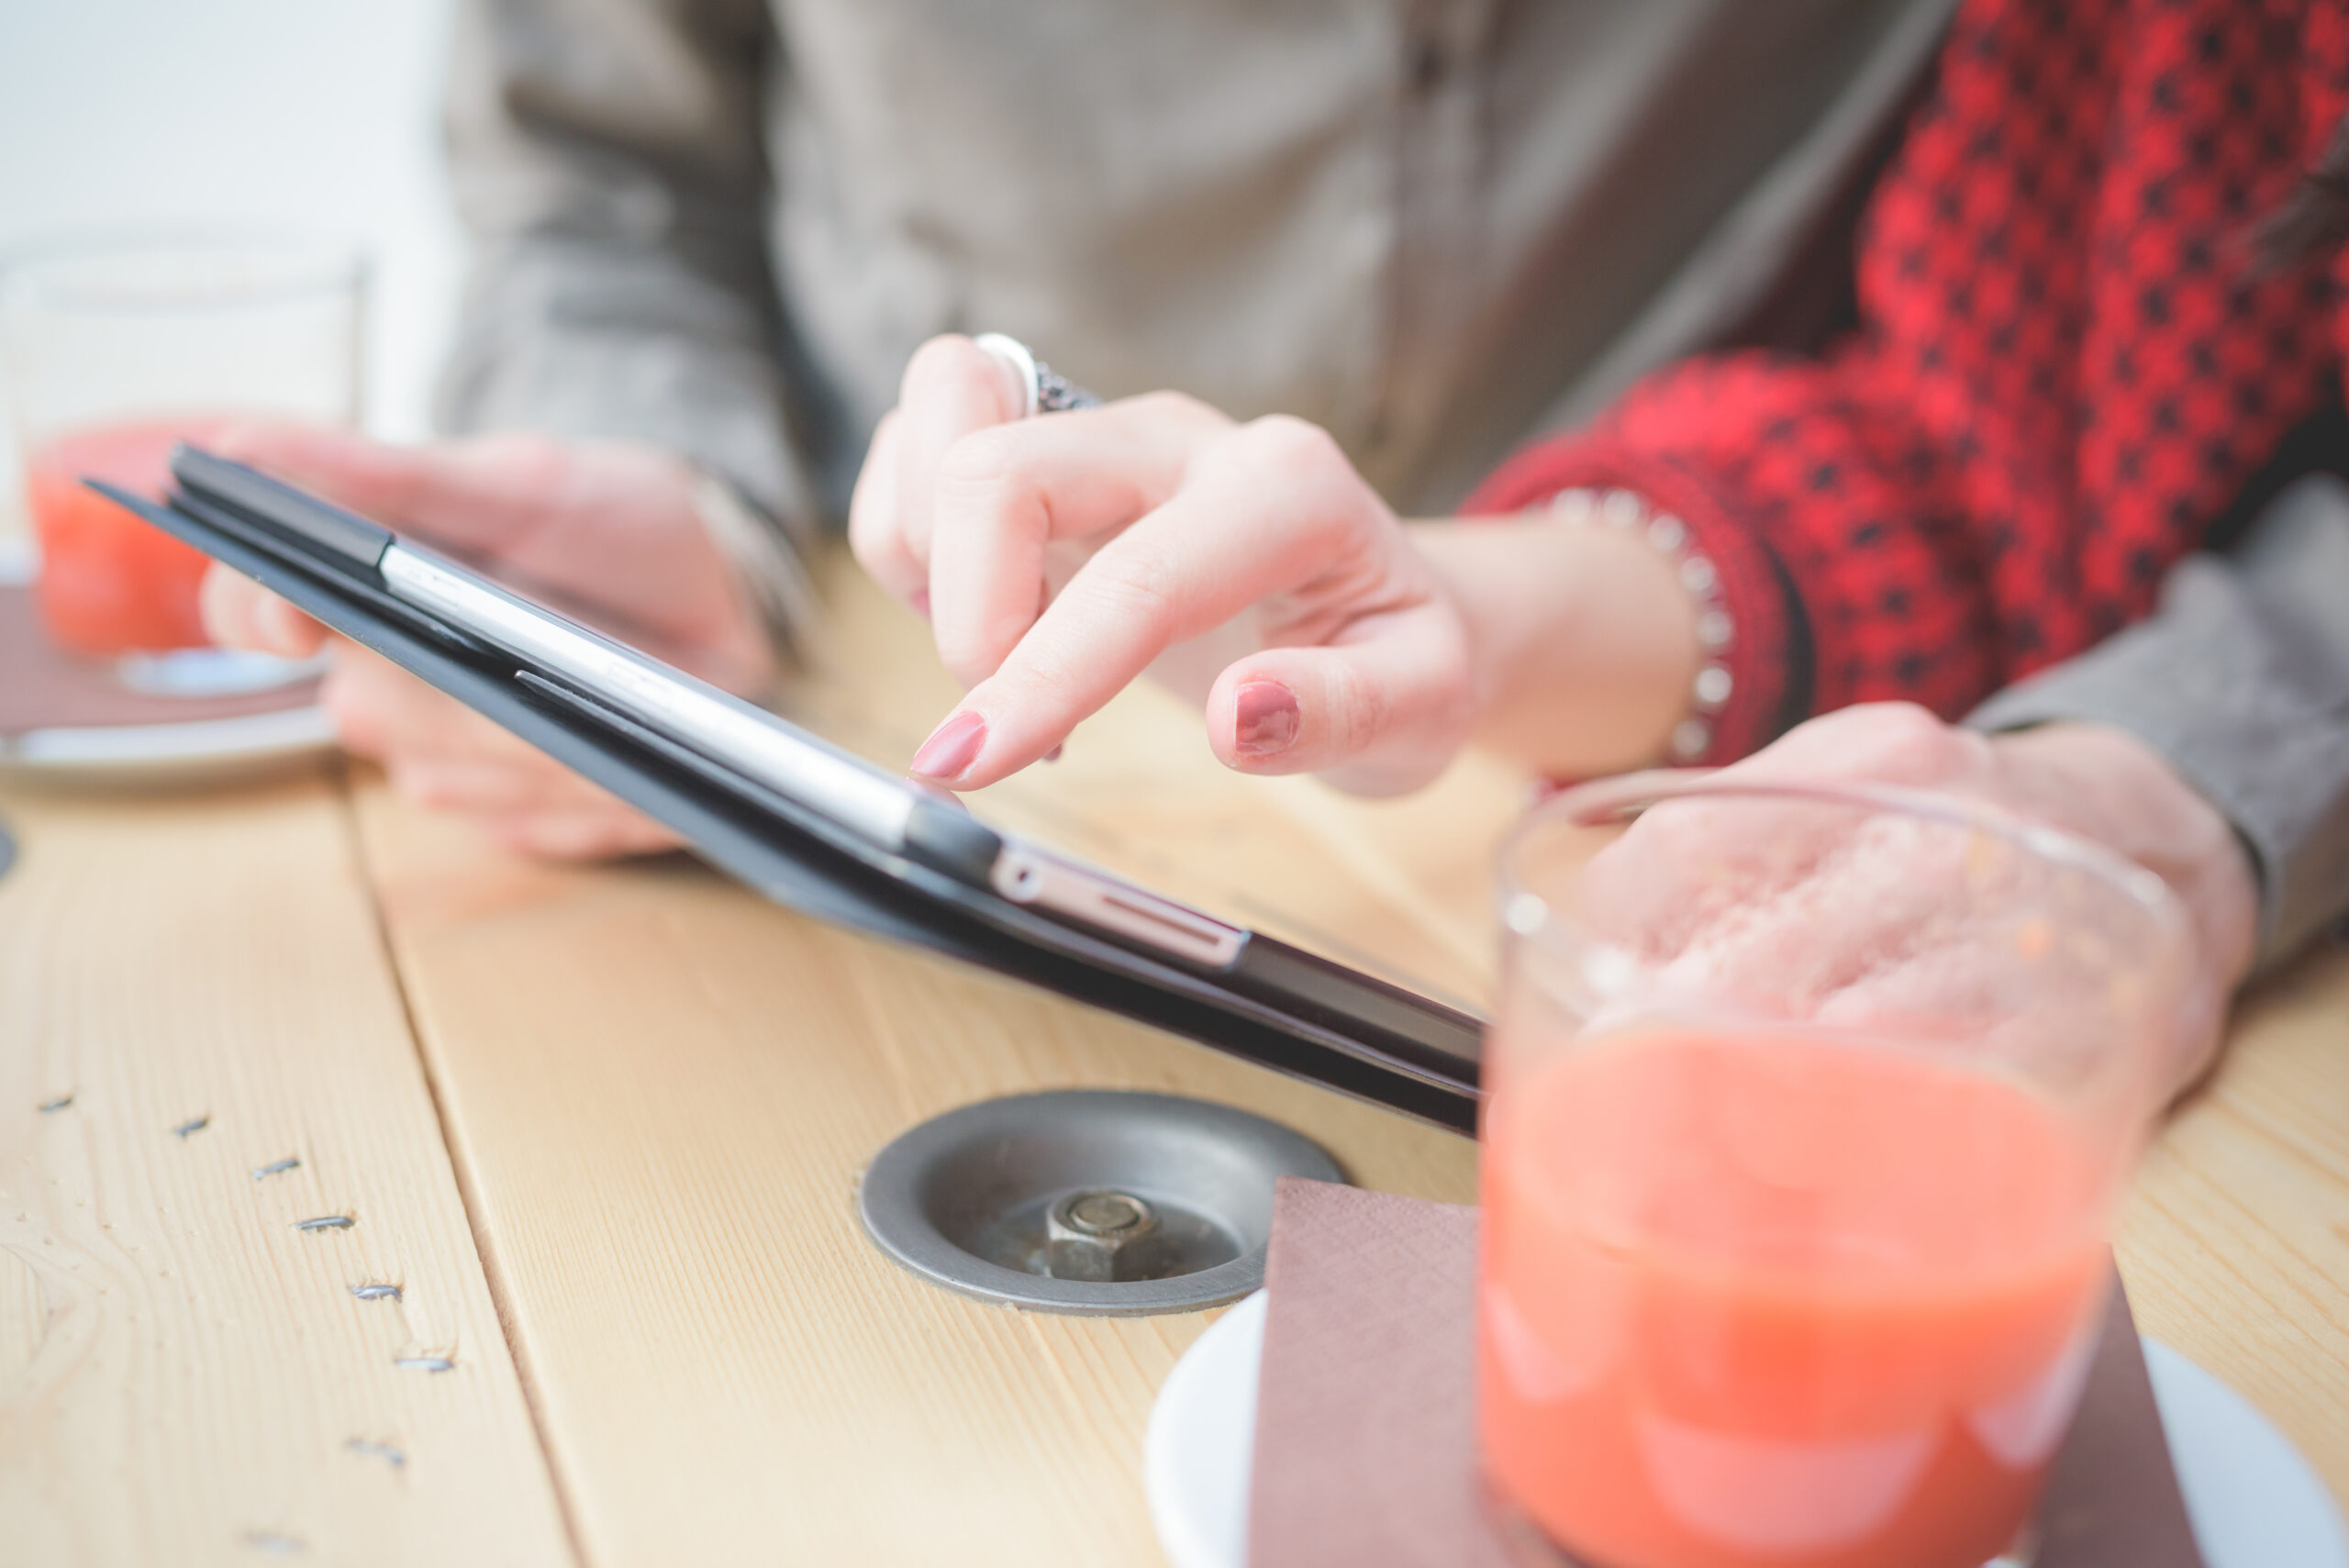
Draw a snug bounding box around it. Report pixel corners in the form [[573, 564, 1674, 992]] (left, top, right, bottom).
[[0, 584, 317, 735], [1247, 1178, 2203, 1568]]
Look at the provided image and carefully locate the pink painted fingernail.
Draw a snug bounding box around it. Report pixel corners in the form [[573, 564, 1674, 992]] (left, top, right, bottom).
[[910, 709, 987, 780], [1043, 744, 1063, 763], [909, 588, 931, 619], [1234, 681, 1300, 758]]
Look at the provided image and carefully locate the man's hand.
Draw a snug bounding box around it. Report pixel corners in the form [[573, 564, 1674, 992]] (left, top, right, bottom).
[[200, 424, 775, 860], [1578, 704, 2257, 1096]]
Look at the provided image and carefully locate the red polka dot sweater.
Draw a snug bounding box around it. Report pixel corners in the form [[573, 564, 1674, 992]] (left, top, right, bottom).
[[1466, 0, 2349, 762]]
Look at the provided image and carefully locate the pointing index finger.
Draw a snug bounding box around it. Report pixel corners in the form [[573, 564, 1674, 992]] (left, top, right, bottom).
[[925, 393, 1229, 687], [914, 416, 1390, 787]]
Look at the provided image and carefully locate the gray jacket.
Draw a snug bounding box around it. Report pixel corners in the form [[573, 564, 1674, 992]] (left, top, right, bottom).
[[1973, 475, 2349, 972], [436, 0, 2349, 973], [436, 0, 1952, 536]]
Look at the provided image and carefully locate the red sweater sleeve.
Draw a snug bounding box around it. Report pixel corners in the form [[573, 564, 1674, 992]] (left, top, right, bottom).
[[1468, 0, 2349, 763]]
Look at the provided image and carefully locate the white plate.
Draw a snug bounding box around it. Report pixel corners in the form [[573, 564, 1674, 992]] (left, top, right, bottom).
[[0, 703, 336, 784], [2, 575, 336, 785], [1147, 1291, 2349, 1568]]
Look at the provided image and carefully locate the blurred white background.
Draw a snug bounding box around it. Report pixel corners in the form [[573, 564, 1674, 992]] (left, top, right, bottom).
[[0, 0, 463, 545]]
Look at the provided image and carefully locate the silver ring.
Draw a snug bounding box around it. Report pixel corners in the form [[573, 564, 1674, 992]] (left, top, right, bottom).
[[974, 332, 1101, 417]]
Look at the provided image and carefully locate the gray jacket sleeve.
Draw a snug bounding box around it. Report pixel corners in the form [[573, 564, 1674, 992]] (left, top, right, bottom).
[[438, 0, 816, 570], [1969, 475, 2349, 972]]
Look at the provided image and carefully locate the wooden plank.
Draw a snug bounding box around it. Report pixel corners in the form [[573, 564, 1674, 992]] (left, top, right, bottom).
[[348, 550, 2349, 1562], [2120, 944, 2349, 1508], [0, 771, 574, 1567], [349, 562, 1487, 1566], [353, 788, 1480, 1567]]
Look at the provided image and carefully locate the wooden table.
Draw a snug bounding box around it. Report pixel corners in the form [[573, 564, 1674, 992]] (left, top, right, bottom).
[[5, 558, 2347, 1566]]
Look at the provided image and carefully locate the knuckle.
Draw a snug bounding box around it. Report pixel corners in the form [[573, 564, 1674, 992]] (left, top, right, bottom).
[[933, 439, 1059, 552], [399, 768, 464, 810], [513, 817, 575, 858], [319, 672, 369, 730], [320, 668, 402, 758], [902, 334, 978, 398], [476, 430, 568, 482], [1233, 415, 1347, 484], [1833, 701, 1977, 777], [198, 579, 250, 639], [932, 427, 1028, 506], [1865, 700, 1956, 751], [1130, 389, 1222, 428], [1218, 417, 1375, 550]]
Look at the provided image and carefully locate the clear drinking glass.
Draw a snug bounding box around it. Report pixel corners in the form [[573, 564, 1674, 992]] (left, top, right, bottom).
[[0, 231, 363, 692], [1477, 773, 2191, 1568]]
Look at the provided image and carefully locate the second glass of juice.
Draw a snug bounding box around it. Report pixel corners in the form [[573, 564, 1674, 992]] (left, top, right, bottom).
[[1479, 774, 2190, 1568], [1, 233, 362, 673]]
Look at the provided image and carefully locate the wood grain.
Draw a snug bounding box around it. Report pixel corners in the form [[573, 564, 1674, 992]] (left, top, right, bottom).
[[17, 547, 2349, 1565], [2120, 944, 2349, 1507], [0, 771, 573, 1567], [346, 562, 1489, 1566], [351, 553, 2349, 1566], [354, 790, 1478, 1567]]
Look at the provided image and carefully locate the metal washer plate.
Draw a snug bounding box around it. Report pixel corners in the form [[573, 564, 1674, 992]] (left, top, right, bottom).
[[858, 1089, 1343, 1317]]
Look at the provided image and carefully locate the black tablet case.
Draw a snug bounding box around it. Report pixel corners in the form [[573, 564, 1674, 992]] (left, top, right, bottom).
[[101, 474, 1483, 1132]]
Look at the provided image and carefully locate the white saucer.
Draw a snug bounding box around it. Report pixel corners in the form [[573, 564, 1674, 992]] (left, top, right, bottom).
[[1, 578, 336, 784], [1147, 1291, 2349, 1568], [0, 703, 337, 784]]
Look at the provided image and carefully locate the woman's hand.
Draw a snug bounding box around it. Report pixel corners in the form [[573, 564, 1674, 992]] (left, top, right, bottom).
[[852, 334, 1477, 794], [201, 423, 774, 859], [851, 335, 1702, 794]]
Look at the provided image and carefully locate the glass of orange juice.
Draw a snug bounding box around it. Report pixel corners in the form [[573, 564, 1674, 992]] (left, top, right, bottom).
[[1, 232, 362, 690], [1478, 773, 2190, 1568]]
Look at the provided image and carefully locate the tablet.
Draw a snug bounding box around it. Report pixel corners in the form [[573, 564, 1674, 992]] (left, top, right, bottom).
[[90, 449, 1485, 1130]]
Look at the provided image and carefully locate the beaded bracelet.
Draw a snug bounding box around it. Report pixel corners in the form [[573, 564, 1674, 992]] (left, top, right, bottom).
[[1542, 487, 1736, 764]]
